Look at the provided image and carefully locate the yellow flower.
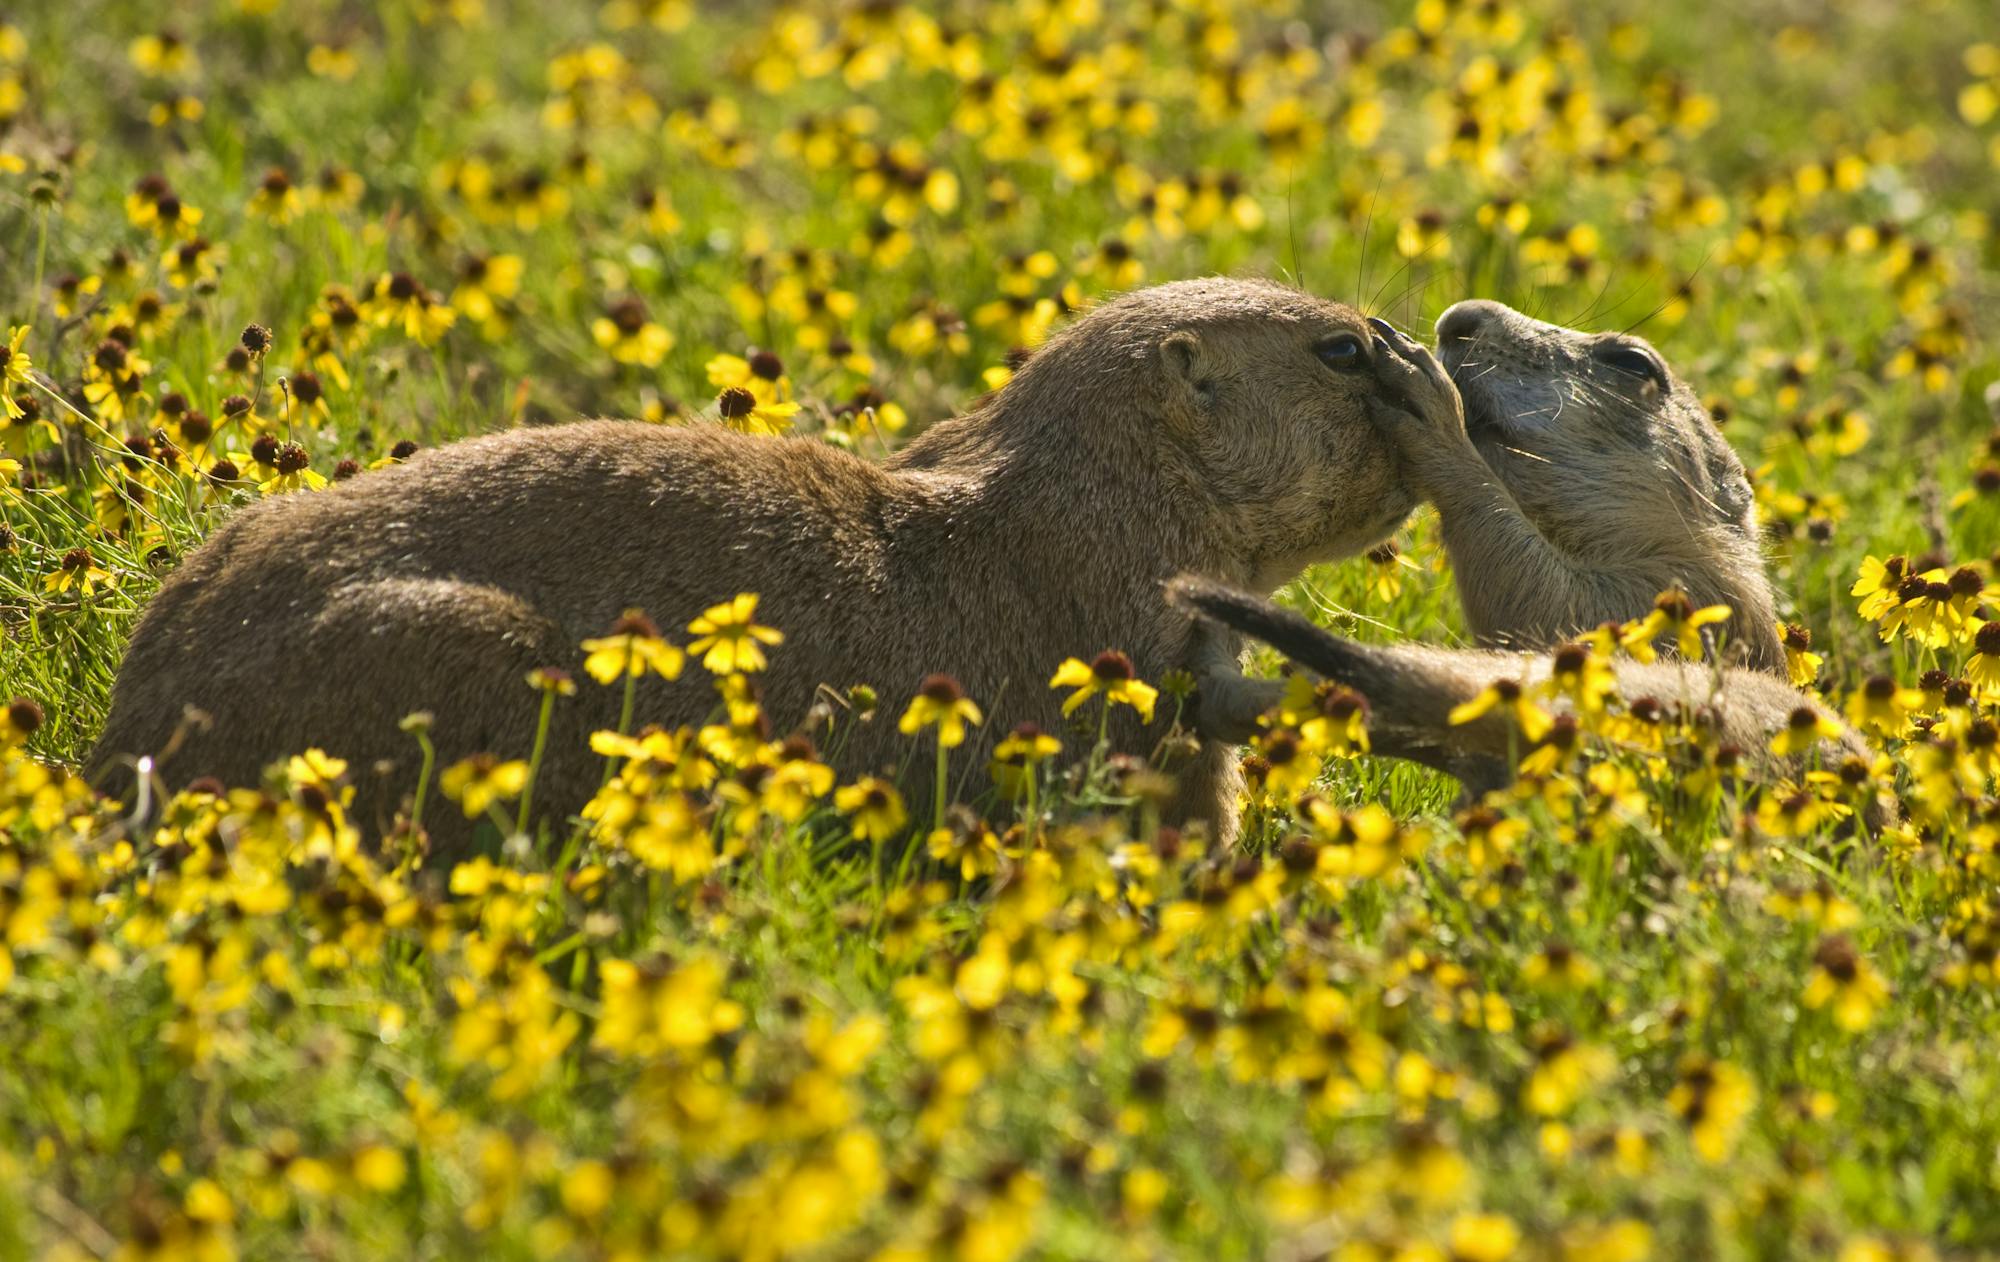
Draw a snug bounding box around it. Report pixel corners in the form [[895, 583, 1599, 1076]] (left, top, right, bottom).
[[1756, 776, 1854, 837], [1253, 726, 1322, 798], [44, 546, 112, 596], [1522, 941, 1600, 990], [715, 384, 802, 435], [0, 325, 31, 419], [247, 167, 303, 224], [1769, 703, 1846, 756], [1449, 1212, 1522, 1262], [899, 673, 984, 748], [256, 441, 328, 496], [451, 252, 524, 331], [183, 1178, 233, 1223], [1523, 1033, 1613, 1117], [1562, 1219, 1654, 1262], [1667, 1055, 1755, 1162], [594, 954, 744, 1057], [1448, 676, 1552, 743], [1969, 620, 2000, 702], [928, 814, 1003, 880], [706, 348, 790, 403], [1843, 675, 1925, 738], [757, 740, 836, 823], [1779, 622, 1823, 687], [125, 174, 203, 238], [581, 610, 685, 683], [367, 272, 457, 345], [350, 1145, 408, 1192], [835, 776, 907, 841], [129, 31, 198, 77], [1049, 650, 1158, 723], [686, 593, 784, 673], [1868, 561, 1972, 649], [592, 296, 675, 366], [525, 666, 577, 696], [989, 722, 1061, 799], [1287, 676, 1372, 756], [1620, 589, 1732, 661], [0, 696, 43, 746], [439, 754, 529, 818], [1802, 935, 1888, 1031]]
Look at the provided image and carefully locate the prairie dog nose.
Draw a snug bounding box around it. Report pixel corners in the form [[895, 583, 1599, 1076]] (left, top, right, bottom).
[[1434, 299, 1511, 349]]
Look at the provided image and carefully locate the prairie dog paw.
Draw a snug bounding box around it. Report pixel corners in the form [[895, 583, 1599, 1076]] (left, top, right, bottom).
[[1189, 670, 1285, 746], [1366, 317, 1470, 459]]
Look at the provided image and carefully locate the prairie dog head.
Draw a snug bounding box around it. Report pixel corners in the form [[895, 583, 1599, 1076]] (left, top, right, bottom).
[[1432, 299, 1759, 557], [1007, 277, 1417, 586]]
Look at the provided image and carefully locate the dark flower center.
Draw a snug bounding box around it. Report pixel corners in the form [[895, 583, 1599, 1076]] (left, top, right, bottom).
[[1089, 650, 1135, 682], [918, 673, 965, 704]]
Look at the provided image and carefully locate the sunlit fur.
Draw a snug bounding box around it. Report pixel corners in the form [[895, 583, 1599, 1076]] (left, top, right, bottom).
[[91, 278, 1415, 850], [1429, 299, 1784, 671]]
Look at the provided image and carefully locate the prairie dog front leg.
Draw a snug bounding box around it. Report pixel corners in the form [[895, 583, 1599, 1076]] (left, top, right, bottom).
[[1366, 318, 1631, 647], [1182, 616, 1285, 746]]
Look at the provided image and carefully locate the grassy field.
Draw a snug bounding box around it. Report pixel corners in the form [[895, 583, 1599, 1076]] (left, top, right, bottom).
[[3, 0, 2000, 1257]]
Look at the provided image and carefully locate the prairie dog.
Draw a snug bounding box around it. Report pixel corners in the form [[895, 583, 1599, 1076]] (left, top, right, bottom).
[[92, 278, 1423, 848], [1379, 302, 1782, 671]]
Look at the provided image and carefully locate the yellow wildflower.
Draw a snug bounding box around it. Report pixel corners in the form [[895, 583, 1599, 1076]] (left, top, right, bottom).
[[0, 325, 31, 419], [592, 296, 674, 366], [835, 776, 907, 841], [899, 673, 984, 748], [439, 754, 529, 819], [1667, 1055, 1755, 1162], [989, 722, 1061, 799], [686, 593, 784, 673], [1049, 650, 1158, 723], [1802, 935, 1889, 1031], [367, 272, 457, 345], [1621, 589, 1732, 661], [1449, 676, 1552, 743], [581, 610, 685, 683], [1770, 703, 1845, 756], [1779, 622, 1822, 687]]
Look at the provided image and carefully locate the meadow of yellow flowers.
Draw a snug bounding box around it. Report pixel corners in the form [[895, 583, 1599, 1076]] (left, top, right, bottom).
[[3, 0, 2000, 1257]]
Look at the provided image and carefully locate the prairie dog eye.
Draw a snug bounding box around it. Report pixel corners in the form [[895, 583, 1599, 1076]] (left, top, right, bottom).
[[1316, 333, 1368, 371], [1596, 342, 1666, 388]]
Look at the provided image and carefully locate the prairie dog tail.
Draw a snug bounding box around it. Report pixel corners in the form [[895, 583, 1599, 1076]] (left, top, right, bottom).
[[1166, 576, 1519, 773], [1167, 577, 1888, 828]]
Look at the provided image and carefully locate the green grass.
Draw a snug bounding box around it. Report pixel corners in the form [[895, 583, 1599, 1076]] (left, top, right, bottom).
[[3, 0, 2000, 1258]]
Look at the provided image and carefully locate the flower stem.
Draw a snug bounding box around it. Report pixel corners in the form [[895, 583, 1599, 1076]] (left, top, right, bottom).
[[933, 741, 948, 834], [517, 689, 557, 836], [600, 648, 639, 790], [409, 731, 436, 833], [32, 206, 49, 327]]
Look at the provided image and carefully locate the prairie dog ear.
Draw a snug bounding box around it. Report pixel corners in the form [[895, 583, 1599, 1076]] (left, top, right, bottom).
[[1158, 329, 1216, 415]]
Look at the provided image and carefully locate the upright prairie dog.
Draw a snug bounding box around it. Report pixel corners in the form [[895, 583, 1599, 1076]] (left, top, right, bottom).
[[1381, 300, 1784, 672], [92, 278, 1425, 848]]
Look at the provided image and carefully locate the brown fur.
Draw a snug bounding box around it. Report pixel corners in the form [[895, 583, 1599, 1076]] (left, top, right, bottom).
[[90, 278, 1419, 849], [1381, 300, 1784, 671]]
